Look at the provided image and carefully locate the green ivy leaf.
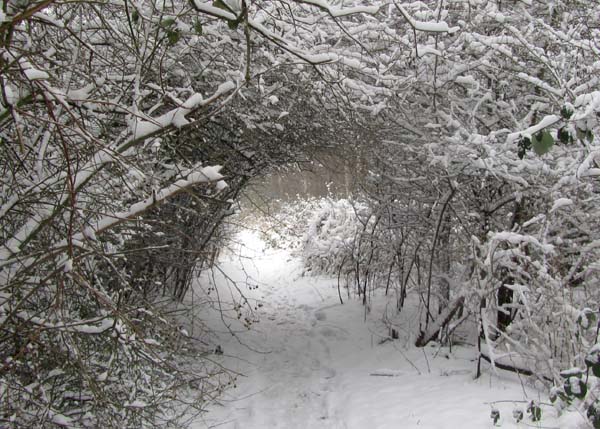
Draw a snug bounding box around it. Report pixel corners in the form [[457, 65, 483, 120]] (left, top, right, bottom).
[[532, 130, 554, 156], [212, 0, 240, 29], [564, 376, 588, 399], [585, 347, 600, 377], [167, 29, 180, 45], [588, 401, 600, 429], [549, 386, 570, 404], [131, 10, 139, 23], [213, 0, 229, 11], [527, 401, 542, 422], [517, 136, 531, 159], [227, 19, 240, 30], [160, 18, 176, 28], [578, 309, 597, 330], [513, 408, 523, 423], [558, 127, 574, 145], [577, 128, 595, 144], [561, 105, 574, 120], [194, 19, 203, 35], [490, 408, 500, 425]]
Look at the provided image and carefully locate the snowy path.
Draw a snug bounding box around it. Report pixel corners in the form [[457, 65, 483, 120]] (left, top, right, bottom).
[[192, 231, 566, 429]]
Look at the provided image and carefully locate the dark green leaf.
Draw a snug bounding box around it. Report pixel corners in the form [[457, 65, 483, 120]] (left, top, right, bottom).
[[491, 408, 500, 425], [577, 128, 595, 144], [579, 309, 597, 329], [131, 10, 139, 23], [194, 19, 203, 35], [532, 130, 554, 156], [513, 408, 523, 423], [550, 386, 572, 405], [212, 0, 240, 30], [160, 18, 176, 28], [588, 401, 600, 429], [213, 0, 229, 11], [167, 29, 180, 45], [564, 377, 588, 399], [517, 136, 531, 159], [227, 19, 240, 30], [585, 346, 600, 377], [527, 401, 542, 422], [558, 127, 573, 144], [561, 105, 574, 120], [586, 130, 594, 143]]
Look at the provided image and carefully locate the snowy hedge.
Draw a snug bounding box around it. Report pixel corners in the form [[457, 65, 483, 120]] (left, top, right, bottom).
[[302, 199, 364, 275]]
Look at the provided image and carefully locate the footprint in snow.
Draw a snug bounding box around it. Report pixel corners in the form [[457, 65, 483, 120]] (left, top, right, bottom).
[[318, 326, 338, 338], [318, 337, 331, 356], [322, 366, 336, 379]]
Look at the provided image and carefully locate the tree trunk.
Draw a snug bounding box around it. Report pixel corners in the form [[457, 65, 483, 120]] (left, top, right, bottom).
[[496, 198, 527, 332]]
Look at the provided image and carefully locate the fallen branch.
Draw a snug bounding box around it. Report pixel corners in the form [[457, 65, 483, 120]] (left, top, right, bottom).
[[369, 369, 405, 377], [478, 353, 533, 376], [478, 353, 553, 382], [415, 295, 464, 347]]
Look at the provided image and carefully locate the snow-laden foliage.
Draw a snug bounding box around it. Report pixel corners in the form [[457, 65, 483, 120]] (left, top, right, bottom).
[[237, 196, 322, 251], [302, 198, 364, 275], [300, 197, 410, 308], [287, 0, 600, 401], [369, 0, 600, 389], [416, 0, 600, 384], [0, 0, 396, 425], [0, 1, 237, 423], [1, 0, 600, 424]]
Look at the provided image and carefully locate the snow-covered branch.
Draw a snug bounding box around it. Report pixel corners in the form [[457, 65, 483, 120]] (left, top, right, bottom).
[[297, 0, 380, 17], [0, 81, 236, 262], [132, 81, 236, 140], [0, 166, 227, 271], [392, 1, 458, 33], [506, 115, 561, 144], [84, 166, 227, 238]]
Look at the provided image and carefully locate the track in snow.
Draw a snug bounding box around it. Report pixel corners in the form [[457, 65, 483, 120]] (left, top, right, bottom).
[[192, 231, 568, 429]]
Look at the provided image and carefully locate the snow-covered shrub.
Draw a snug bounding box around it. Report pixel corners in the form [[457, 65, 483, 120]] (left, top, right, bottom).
[[352, 0, 600, 364], [238, 196, 328, 251], [302, 198, 365, 275], [0, 0, 396, 423], [473, 185, 600, 382], [493, 315, 600, 428], [301, 198, 403, 305], [0, 307, 230, 428]]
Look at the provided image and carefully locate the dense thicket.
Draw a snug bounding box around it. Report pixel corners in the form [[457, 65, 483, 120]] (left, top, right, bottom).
[[1, 0, 599, 426], [299, 0, 600, 402], [0, 0, 388, 426]]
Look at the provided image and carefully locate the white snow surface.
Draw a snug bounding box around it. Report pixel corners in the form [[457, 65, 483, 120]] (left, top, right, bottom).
[[24, 68, 50, 81], [394, 3, 459, 34], [192, 231, 569, 429], [550, 198, 573, 213]]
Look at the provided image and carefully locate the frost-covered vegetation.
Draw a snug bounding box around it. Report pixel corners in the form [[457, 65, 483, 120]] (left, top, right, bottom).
[[1, 0, 600, 426], [0, 0, 377, 425]]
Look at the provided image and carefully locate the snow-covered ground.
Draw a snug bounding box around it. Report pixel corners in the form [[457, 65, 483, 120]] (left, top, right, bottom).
[[191, 230, 577, 429]]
